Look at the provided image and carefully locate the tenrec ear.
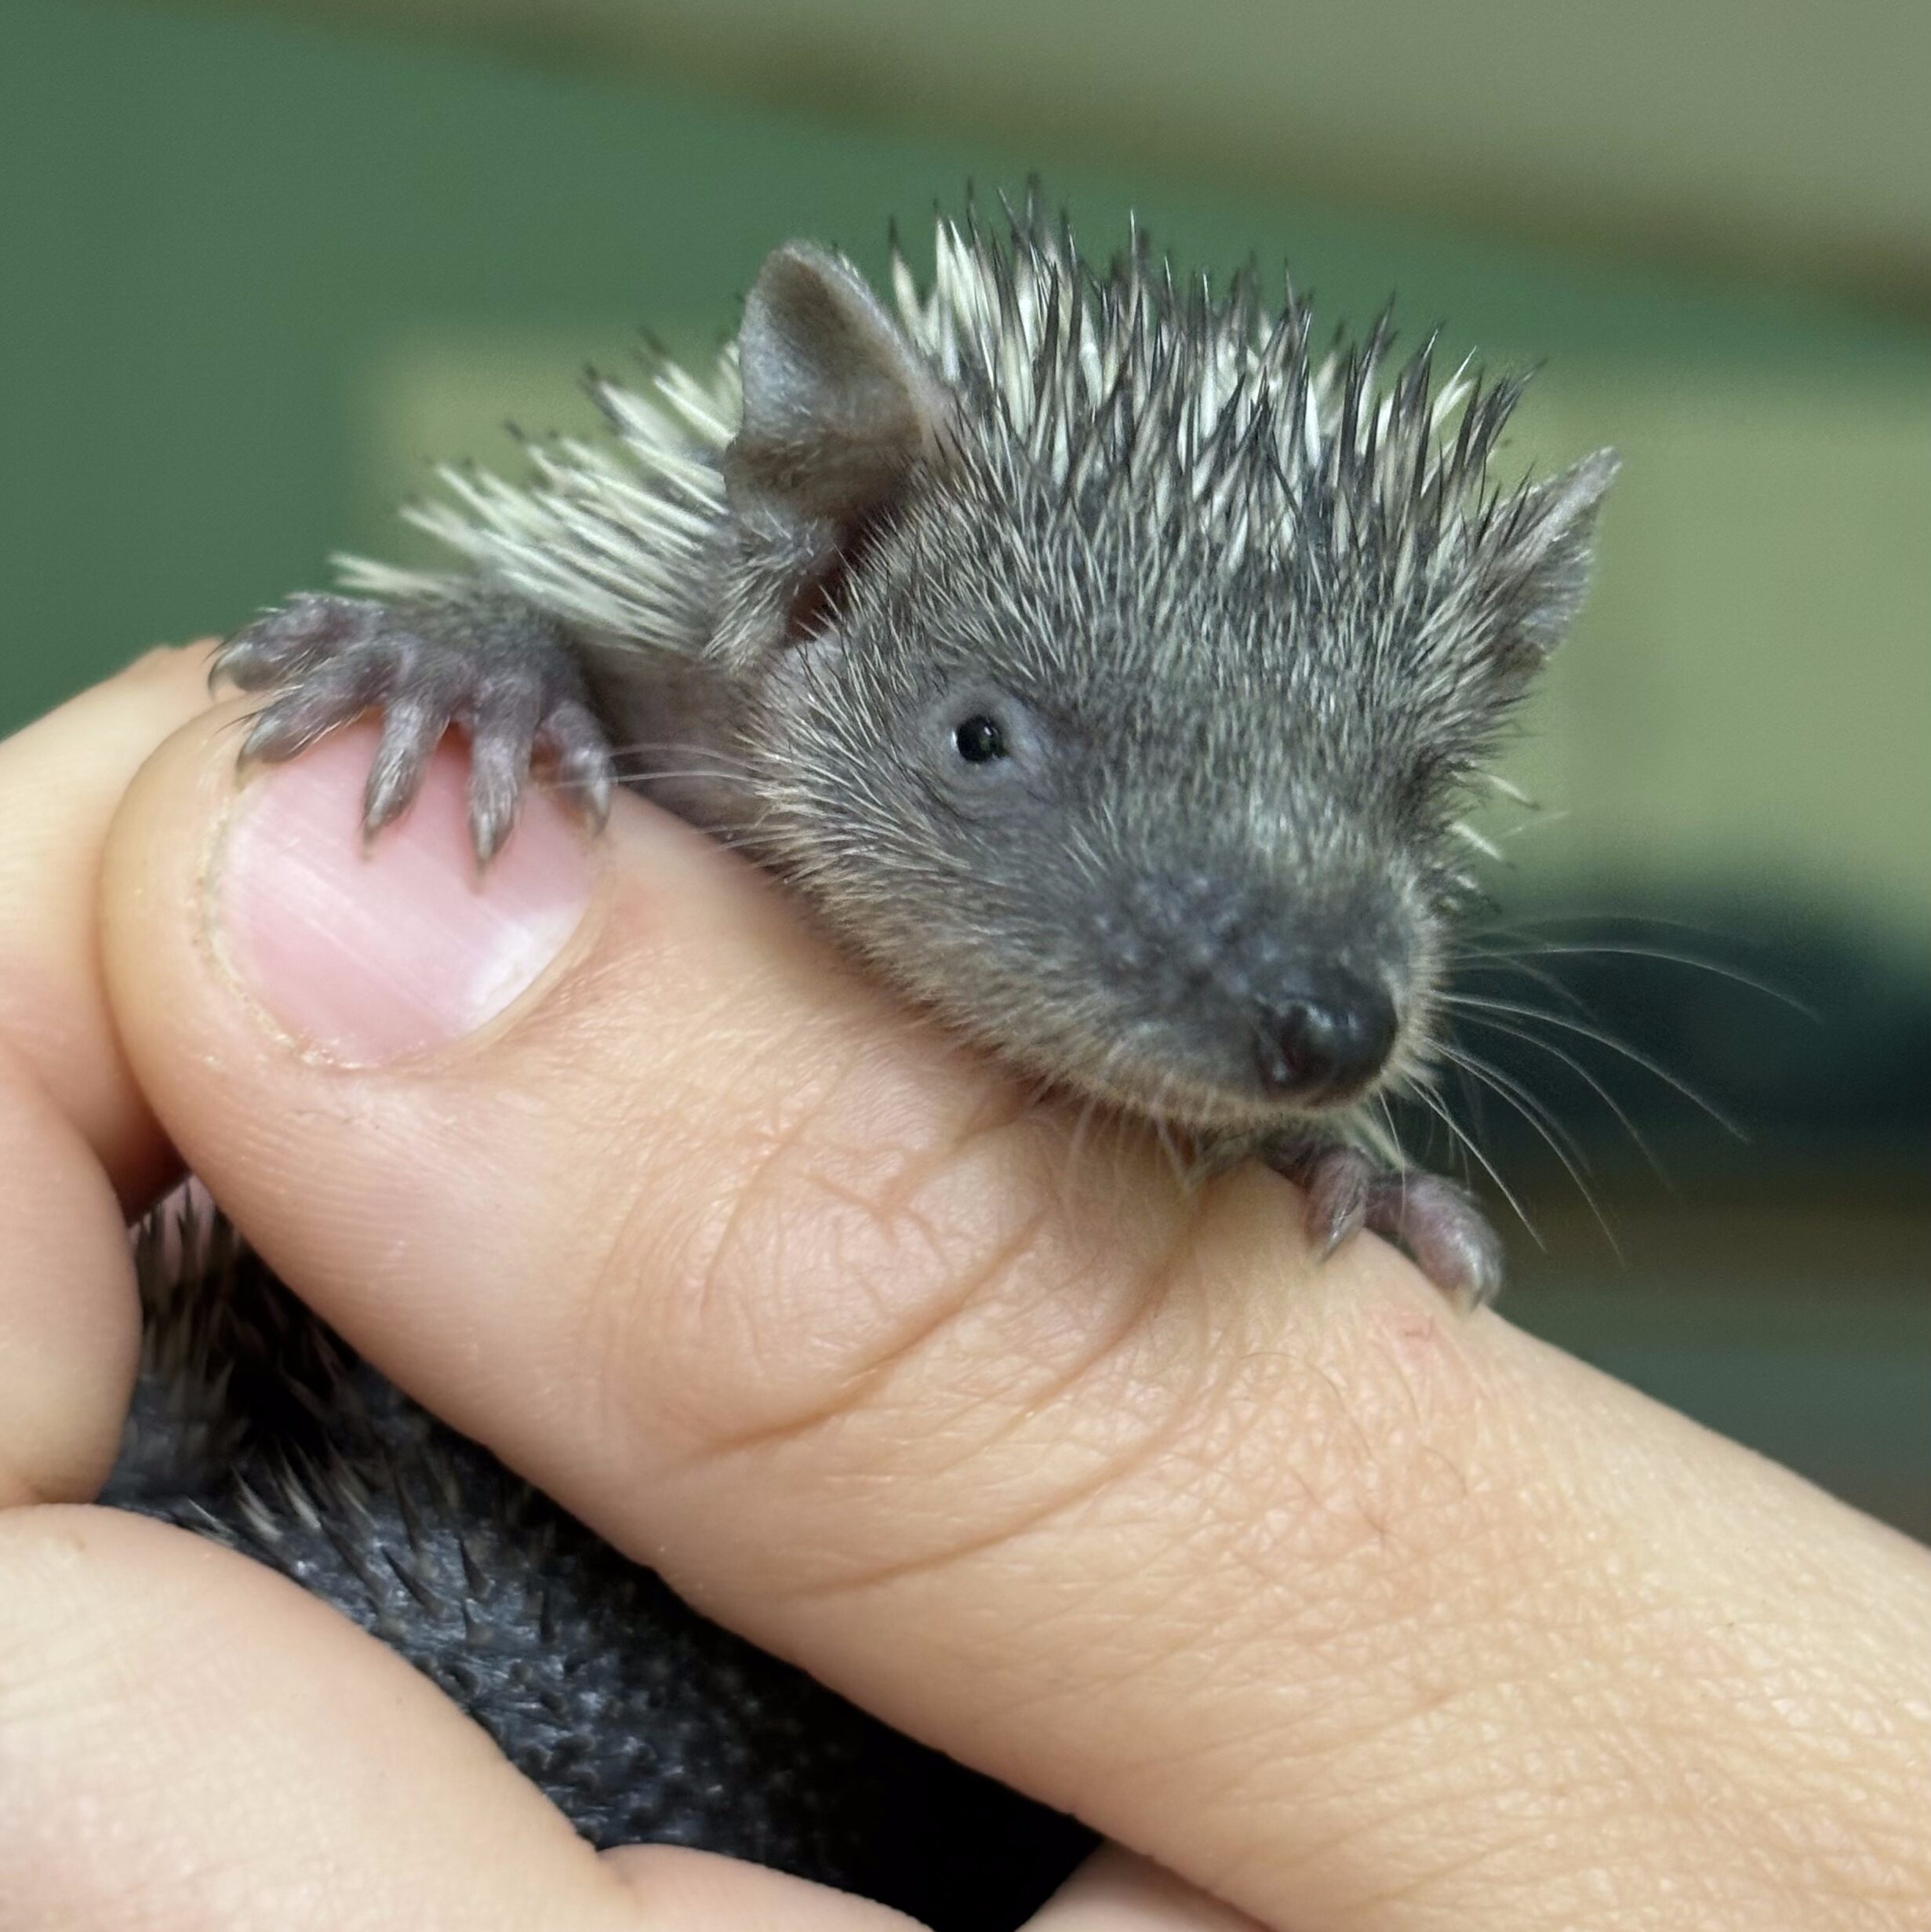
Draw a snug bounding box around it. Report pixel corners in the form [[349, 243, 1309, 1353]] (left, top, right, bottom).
[[1498, 448, 1620, 658], [724, 242, 950, 526]]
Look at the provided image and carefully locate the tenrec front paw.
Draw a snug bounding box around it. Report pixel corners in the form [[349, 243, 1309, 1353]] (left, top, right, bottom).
[[216, 592, 613, 862], [1269, 1139, 1505, 1312]]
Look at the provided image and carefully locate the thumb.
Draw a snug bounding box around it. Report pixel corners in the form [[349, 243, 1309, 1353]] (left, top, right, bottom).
[[103, 705, 1265, 1527]]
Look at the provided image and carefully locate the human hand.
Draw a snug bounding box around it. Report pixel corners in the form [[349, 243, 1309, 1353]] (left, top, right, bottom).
[[3, 646, 1929, 1930]]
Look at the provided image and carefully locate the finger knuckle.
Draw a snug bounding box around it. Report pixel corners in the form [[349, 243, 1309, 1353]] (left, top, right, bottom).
[[577, 1033, 1060, 1470]]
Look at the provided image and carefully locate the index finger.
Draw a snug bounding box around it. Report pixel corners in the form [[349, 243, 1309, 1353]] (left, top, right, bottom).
[[0, 644, 217, 1501], [0, 642, 215, 1204]]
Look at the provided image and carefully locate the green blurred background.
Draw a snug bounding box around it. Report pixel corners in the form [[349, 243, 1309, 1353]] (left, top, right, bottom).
[[5, 0, 1926, 1530]]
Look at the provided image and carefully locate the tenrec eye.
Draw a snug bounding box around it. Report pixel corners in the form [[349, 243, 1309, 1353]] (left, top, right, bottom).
[[952, 714, 1009, 764]]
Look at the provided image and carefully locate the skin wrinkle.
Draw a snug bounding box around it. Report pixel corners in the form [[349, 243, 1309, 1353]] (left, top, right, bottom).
[[843, 1057, 1044, 1226], [1101, 1414, 1341, 1612], [764, 1178, 1294, 1598], [761, 1252, 1514, 1808], [565, 1126, 735, 1461], [669, 1125, 984, 1454], [634, 951, 1209, 1488], [799, 1453, 1235, 1692], [756, 1291, 1551, 1885], [765, 1333, 1216, 1606], [638, 1010, 975, 1413], [700, 1193, 1058, 1464], [765, 1068, 1054, 1322], [483, 981, 856, 1459], [828, 1170, 1218, 1497]]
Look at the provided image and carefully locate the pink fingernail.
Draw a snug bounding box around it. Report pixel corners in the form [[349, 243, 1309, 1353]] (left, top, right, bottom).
[[215, 726, 596, 1064]]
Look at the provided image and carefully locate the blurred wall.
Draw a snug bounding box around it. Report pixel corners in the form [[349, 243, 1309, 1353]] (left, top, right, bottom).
[[125, 0, 1931, 315], [8, 0, 1928, 939], [4, 0, 1926, 1519]]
